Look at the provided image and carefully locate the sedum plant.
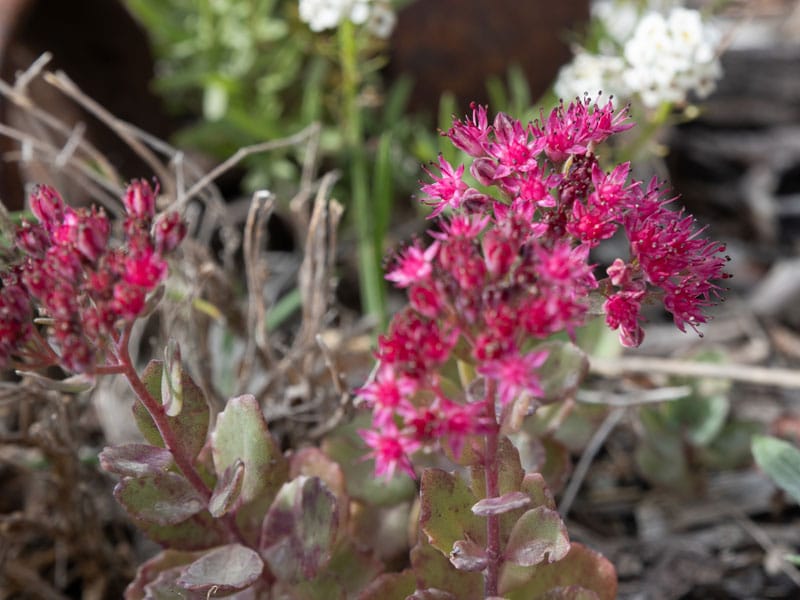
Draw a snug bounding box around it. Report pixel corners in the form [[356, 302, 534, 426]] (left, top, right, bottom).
[[0, 98, 728, 599], [356, 98, 728, 597]]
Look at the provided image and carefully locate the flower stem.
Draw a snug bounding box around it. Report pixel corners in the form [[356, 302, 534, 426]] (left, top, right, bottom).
[[484, 383, 501, 597], [338, 19, 386, 328], [114, 327, 251, 547]]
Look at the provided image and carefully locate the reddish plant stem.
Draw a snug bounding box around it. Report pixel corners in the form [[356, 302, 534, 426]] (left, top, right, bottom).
[[114, 327, 251, 548], [484, 382, 501, 598]]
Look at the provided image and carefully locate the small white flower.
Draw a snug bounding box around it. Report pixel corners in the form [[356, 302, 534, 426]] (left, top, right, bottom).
[[367, 3, 397, 39], [299, 0, 347, 32], [298, 0, 396, 36], [554, 52, 627, 100]]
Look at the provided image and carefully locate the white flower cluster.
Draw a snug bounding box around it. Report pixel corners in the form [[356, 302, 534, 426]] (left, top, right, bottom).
[[555, 3, 723, 108], [299, 0, 396, 38]]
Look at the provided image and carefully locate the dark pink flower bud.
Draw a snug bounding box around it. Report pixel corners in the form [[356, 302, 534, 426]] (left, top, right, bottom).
[[75, 208, 111, 263], [14, 221, 50, 256], [153, 211, 187, 254], [482, 229, 516, 276], [54, 322, 93, 373], [112, 283, 145, 320], [123, 248, 167, 289], [123, 179, 157, 220], [29, 185, 65, 233]]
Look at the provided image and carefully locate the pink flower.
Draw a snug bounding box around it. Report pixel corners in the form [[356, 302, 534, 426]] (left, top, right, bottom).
[[124, 248, 168, 288], [478, 349, 549, 406], [421, 156, 470, 217], [358, 99, 727, 480], [604, 289, 645, 347], [123, 179, 157, 221], [357, 366, 418, 427], [386, 241, 439, 288], [29, 185, 66, 235], [435, 397, 492, 458], [446, 102, 490, 157], [0, 180, 186, 374], [360, 424, 420, 479], [154, 212, 187, 254]]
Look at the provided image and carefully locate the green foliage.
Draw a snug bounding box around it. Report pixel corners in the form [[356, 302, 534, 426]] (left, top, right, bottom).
[[633, 351, 758, 490], [132, 360, 210, 461], [501, 543, 618, 599], [752, 434, 800, 504]]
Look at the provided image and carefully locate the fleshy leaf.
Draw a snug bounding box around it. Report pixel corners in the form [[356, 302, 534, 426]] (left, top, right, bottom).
[[357, 571, 415, 599], [521, 434, 573, 495], [537, 341, 589, 404], [208, 459, 245, 518], [752, 434, 800, 504], [132, 510, 227, 551], [500, 542, 617, 600], [211, 394, 288, 506], [142, 567, 196, 599], [100, 444, 173, 477], [419, 468, 485, 555], [132, 360, 210, 461], [294, 540, 384, 599], [407, 590, 456, 599], [521, 473, 556, 510], [125, 550, 201, 600], [449, 539, 488, 572], [177, 544, 263, 594], [411, 541, 483, 600], [470, 436, 525, 499], [260, 475, 338, 582], [114, 473, 205, 526], [162, 339, 183, 417], [539, 586, 600, 600], [504, 507, 570, 567], [472, 491, 531, 517], [290, 447, 349, 530]]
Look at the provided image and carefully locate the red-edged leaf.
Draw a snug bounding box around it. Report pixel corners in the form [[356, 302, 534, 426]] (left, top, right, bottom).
[[504, 507, 570, 567], [208, 459, 245, 518], [114, 473, 204, 526], [472, 491, 531, 517], [100, 444, 173, 477], [177, 544, 263, 594]]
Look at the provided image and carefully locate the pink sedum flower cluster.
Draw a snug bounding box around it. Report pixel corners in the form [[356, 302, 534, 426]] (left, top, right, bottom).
[[359, 98, 728, 478], [0, 181, 185, 373]]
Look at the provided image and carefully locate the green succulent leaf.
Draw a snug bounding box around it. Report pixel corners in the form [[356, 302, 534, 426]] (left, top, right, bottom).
[[411, 541, 483, 600], [99, 444, 173, 477], [131, 511, 227, 552], [539, 585, 601, 600], [752, 434, 800, 504], [504, 507, 570, 567], [162, 339, 183, 417], [177, 544, 263, 594], [211, 394, 288, 506], [125, 549, 201, 600], [294, 540, 384, 599], [114, 473, 204, 526], [536, 341, 589, 404], [472, 491, 531, 517], [500, 542, 617, 600], [132, 360, 210, 461], [419, 468, 485, 555], [260, 475, 338, 582], [208, 459, 245, 518], [449, 539, 488, 572], [357, 571, 415, 599]]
